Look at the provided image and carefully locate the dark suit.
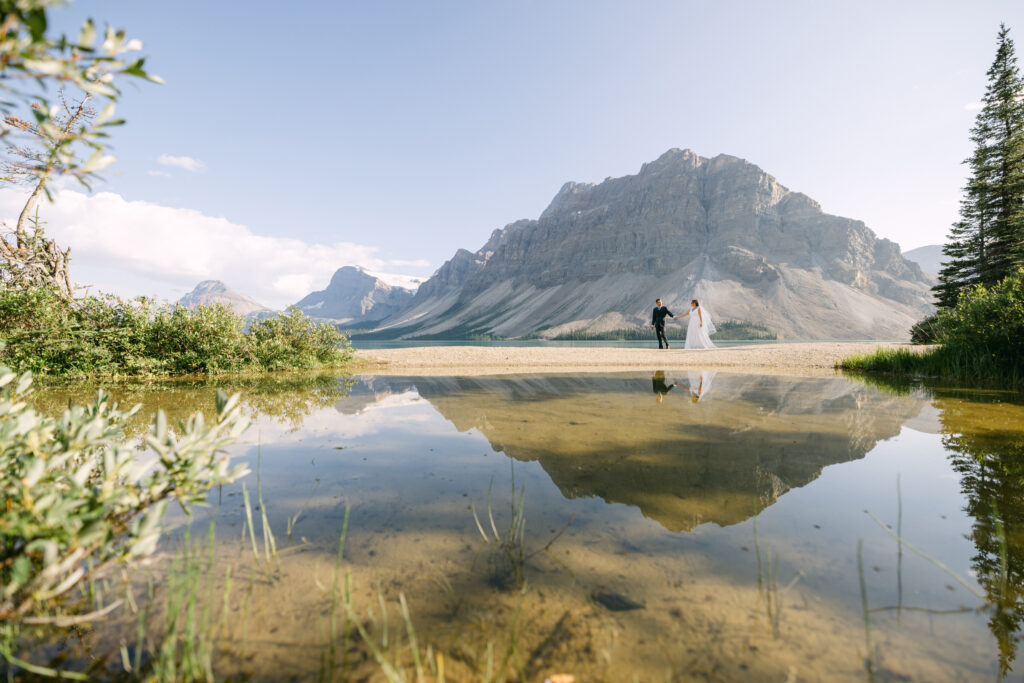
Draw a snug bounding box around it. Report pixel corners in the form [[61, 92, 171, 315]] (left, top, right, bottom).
[[651, 306, 674, 349]]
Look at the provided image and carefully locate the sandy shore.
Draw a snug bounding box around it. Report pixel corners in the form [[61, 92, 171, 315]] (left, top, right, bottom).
[[353, 341, 911, 376]]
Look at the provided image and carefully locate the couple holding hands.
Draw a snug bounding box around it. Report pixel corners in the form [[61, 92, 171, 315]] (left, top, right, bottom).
[[650, 298, 716, 350]]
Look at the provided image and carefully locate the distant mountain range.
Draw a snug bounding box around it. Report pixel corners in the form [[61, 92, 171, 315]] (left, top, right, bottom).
[[179, 149, 941, 340], [177, 268, 418, 325]]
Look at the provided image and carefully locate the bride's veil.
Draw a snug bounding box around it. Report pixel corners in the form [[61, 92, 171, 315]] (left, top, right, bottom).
[[700, 306, 716, 335]]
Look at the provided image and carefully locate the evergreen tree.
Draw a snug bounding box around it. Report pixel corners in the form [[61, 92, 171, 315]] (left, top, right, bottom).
[[936, 23, 1024, 306]]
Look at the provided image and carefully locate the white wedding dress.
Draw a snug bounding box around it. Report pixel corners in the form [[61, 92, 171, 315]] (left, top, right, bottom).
[[684, 306, 716, 349]]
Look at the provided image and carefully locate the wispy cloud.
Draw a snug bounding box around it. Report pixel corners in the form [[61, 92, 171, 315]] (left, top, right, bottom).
[[147, 169, 172, 178], [0, 188, 432, 308], [156, 154, 207, 173]]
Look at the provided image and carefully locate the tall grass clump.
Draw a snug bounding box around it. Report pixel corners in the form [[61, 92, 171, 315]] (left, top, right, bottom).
[[0, 285, 352, 379], [909, 314, 942, 344], [841, 268, 1024, 384]]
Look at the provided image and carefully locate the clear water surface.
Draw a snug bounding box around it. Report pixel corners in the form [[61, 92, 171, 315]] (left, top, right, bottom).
[[22, 370, 1024, 681]]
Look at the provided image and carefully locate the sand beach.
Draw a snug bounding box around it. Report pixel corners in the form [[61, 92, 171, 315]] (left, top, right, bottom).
[[353, 341, 916, 376]]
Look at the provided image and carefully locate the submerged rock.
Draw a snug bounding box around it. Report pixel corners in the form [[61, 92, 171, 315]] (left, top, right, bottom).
[[591, 589, 645, 611]]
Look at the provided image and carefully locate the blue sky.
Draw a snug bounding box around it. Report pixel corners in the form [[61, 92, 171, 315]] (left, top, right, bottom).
[[11, 0, 1022, 305]]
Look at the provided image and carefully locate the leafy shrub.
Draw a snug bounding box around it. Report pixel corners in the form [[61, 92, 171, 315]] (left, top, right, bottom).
[[0, 367, 249, 628], [145, 303, 253, 374], [0, 287, 352, 378], [939, 268, 1024, 373], [248, 306, 352, 370], [0, 287, 154, 377]]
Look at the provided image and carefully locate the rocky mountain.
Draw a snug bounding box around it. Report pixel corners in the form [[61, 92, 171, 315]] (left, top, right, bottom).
[[375, 149, 936, 340], [295, 266, 415, 325], [903, 244, 944, 277], [178, 280, 274, 317]]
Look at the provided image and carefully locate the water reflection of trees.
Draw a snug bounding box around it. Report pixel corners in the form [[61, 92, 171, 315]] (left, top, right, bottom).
[[847, 373, 1024, 677], [940, 398, 1024, 677], [30, 373, 354, 435]]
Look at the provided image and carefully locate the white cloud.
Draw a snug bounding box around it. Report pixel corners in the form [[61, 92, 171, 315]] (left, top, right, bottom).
[[964, 101, 983, 111], [0, 188, 432, 308], [156, 154, 207, 173]]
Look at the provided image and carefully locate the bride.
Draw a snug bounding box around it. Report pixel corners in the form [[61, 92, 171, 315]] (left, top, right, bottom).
[[677, 299, 716, 349]]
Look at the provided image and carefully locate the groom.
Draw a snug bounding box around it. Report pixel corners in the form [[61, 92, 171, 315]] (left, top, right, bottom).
[[650, 298, 675, 350]]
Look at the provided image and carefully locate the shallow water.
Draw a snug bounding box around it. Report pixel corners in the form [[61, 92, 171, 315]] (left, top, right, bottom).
[[21, 370, 1024, 681]]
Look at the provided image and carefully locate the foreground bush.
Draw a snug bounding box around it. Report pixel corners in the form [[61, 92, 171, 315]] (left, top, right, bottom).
[[0, 367, 249, 634], [0, 287, 352, 378], [843, 268, 1024, 383]]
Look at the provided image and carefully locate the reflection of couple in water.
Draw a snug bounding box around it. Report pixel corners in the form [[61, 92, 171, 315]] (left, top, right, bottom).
[[651, 370, 715, 403]]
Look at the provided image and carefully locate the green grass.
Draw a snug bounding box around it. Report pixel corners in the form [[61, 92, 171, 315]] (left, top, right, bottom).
[[839, 345, 1024, 386]]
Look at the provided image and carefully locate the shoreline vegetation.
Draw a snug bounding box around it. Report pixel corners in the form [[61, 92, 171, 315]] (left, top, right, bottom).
[[839, 269, 1024, 386], [0, 286, 353, 380]]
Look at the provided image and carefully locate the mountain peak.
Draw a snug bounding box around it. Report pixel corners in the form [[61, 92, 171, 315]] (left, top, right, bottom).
[[296, 267, 415, 324], [328, 265, 375, 285], [376, 148, 935, 340], [178, 280, 273, 316], [639, 147, 702, 174]]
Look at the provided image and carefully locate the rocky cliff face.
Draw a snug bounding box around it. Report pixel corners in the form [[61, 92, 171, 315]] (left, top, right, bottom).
[[377, 149, 936, 339], [178, 280, 274, 317], [295, 266, 415, 325]]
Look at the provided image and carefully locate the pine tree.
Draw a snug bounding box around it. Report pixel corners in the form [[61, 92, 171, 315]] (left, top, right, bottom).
[[935, 23, 1024, 306], [984, 24, 1024, 281]]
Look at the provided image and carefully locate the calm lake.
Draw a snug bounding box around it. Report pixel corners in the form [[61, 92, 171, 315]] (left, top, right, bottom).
[[24, 370, 1024, 681]]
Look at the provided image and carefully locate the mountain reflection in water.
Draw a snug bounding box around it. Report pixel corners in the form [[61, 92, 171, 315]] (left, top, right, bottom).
[[337, 371, 1024, 676], [342, 372, 930, 532]]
